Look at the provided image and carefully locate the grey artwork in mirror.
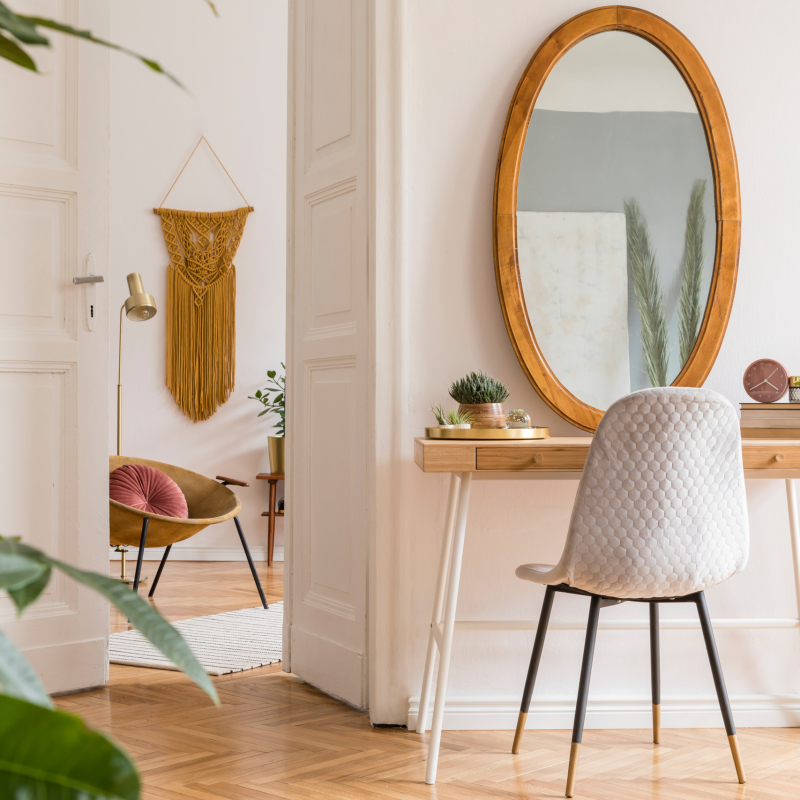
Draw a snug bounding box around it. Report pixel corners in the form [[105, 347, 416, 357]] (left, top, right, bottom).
[[517, 31, 715, 412]]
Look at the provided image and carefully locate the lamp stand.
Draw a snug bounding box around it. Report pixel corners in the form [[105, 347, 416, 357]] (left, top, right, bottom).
[[115, 305, 147, 583], [117, 304, 124, 457]]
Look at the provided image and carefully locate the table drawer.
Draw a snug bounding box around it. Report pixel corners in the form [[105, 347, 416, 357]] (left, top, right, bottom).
[[742, 445, 800, 470], [476, 446, 587, 471]]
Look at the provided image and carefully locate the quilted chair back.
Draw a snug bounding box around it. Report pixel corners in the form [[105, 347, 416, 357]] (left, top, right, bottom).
[[559, 387, 749, 599]]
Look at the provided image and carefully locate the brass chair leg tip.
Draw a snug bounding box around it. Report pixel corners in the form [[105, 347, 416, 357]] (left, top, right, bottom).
[[511, 712, 527, 754], [565, 742, 580, 798], [652, 703, 661, 744], [728, 734, 746, 784]]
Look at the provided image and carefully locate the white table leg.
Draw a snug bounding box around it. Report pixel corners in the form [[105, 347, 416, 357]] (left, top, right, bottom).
[[785, 480, 800, 623], [417, 473, 461, 734], [425, 472, 472, 785]]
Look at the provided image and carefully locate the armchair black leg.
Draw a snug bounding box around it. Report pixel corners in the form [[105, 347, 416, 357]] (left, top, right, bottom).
[[234, 515, 268, 609], [566, 595, 601, 798], [512, 584, 555, 754], [148, 544, 172, 598], [695, 591, 745, 784], [132, 518, 149, 595], [649, 602, 661, 744]]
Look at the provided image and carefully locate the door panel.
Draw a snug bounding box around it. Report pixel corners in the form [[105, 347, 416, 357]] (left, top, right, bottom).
[[0, 0, 109, 693], [287, 0, 369, 708]]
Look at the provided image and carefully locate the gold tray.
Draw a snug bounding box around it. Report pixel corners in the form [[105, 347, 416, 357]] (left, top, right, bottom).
[[425, 427, 550, 440]]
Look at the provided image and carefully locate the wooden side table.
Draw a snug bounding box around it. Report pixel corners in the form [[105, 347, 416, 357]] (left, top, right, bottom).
[[256, 472, 284, 566]]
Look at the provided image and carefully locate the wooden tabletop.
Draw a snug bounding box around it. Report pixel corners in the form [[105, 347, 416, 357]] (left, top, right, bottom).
[[256, 472, 285, 481], [415, 436, 800, 477]]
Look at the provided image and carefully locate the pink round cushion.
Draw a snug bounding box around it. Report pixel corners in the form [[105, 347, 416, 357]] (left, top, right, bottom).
[[110, 464, 189, 519]]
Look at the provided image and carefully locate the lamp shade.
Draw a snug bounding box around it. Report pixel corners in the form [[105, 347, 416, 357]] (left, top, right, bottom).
[[124, 273, 157, 321]]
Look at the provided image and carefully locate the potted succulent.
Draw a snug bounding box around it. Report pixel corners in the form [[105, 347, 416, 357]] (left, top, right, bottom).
[[449, 371, 509, 428], [431, 405, 474, 429], [249, 364, 286, 475]]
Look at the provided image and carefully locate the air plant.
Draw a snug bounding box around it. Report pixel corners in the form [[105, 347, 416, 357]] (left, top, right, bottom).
[[624, 199, 670, 387], [449, 371, 509, 404], [431, 405, 475, 426], [678, 179, 707, 365], [431, 404, 447, 425]]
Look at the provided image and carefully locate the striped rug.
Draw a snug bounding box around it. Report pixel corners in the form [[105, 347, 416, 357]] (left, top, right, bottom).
[[110, 602, 283, 676]]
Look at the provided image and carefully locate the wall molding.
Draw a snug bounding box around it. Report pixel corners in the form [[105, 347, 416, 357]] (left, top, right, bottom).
[[110, 545, 283, 563], [408, 693, 800, 732]]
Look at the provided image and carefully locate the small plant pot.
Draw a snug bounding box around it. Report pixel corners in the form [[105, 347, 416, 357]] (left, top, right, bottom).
[[268, 436, 285, 475], [458, 403, 505, 429]]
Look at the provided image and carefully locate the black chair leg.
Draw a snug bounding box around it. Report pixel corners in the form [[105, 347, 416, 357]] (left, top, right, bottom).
[[650, 602, 661, 744], [132, 518, 149, 595], [566, 595, 601, 798], [512, 585, 555, 754], [695, 591, 745, 784], [234, 515, 268, 609], [148, 544, 172, 598]]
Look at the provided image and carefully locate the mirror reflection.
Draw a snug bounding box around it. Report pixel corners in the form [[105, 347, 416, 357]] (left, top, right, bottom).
[[518, 31, 715, 411]]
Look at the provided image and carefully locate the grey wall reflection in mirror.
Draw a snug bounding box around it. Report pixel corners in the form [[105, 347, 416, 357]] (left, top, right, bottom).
[[518, 31, 714, 411]]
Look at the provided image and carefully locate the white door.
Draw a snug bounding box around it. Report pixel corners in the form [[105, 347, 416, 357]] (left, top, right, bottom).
[[0, 1, 110, 693], [285, 0, 370, 708]]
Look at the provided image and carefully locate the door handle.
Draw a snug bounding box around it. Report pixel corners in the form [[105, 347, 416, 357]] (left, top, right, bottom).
[[77, 254, 103, 331]]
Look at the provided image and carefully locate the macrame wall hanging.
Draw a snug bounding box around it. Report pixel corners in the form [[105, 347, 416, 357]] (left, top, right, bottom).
[[154, 137, 253, 422]]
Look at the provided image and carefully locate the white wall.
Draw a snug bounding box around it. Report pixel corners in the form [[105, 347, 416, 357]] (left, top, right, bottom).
[[371, 0, 800, 728], [108, 0, 288, 562]]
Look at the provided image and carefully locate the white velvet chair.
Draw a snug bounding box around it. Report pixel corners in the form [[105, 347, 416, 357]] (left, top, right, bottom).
[[512, 387, 749, 797]]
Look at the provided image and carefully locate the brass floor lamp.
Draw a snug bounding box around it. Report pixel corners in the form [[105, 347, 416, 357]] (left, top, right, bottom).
[[115, 273, 157, 583]]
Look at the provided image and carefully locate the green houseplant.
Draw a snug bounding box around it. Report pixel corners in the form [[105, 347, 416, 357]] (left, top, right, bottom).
[[431, 404, 474, 429], [250, 364, 286, 475], [449, 371, 509, 429], [0, 537, 218, 799]]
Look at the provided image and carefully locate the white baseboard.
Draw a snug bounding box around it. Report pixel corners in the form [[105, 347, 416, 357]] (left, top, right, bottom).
[[109, 545, 283, 562], [408, 694, 800, 731]]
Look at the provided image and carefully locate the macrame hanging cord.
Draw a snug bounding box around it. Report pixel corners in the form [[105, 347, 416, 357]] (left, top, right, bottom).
[[154, 138, 253, 422]]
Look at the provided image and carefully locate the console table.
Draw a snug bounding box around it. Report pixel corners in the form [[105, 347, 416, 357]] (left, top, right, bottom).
[[414, 436, 800, 784], [256, 472, 284, 566]]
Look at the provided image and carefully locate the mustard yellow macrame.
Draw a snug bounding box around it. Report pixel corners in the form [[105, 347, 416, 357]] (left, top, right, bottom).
[[156, 207, 251, 422]]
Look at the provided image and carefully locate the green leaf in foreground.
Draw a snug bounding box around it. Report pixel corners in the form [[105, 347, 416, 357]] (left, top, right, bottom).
[[0, 629, 52, 708], [0, 1, 48, 45], [51, 559, 219, 706], [0, 539, 218, 705], [18, 16, 184, 87], [0, 29, 35, 69], [0, 550, 47, 591], [0, 695, 139, 800]]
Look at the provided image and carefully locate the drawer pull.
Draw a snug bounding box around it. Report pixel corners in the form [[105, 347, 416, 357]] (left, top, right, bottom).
[[533, 453, 543, 464], [775, 453, 786, 463]]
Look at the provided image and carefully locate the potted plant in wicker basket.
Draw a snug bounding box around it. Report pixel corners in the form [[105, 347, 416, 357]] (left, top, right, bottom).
[[449, 371, 509, 429], [250, 364, 286, 474]]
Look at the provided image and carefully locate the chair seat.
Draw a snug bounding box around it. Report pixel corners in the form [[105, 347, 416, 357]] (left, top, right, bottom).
[[515, 563, 567, 585]]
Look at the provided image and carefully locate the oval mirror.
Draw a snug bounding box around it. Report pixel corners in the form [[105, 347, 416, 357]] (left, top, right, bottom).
[[494, 7, 739, 431]]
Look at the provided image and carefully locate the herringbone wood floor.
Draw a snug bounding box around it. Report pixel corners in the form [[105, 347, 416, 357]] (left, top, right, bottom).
[[56, 561, 800, 799]]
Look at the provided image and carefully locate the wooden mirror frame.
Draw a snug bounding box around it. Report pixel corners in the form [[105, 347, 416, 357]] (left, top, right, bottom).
[[493, 6, 740, 432]]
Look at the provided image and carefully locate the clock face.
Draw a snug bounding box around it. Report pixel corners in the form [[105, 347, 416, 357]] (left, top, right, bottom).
[[743, 359, 789, 403]]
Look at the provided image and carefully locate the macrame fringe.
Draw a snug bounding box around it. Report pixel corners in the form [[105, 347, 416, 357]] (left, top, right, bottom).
[[157, 206, 250, 422], [167, 265, 236, 422]]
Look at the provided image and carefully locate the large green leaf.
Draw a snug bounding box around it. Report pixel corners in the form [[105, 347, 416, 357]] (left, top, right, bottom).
[[52, 559, 218, 705], [0, 550, 46, 590], [18, 16, 183, 86], [0, 28, 35, 69], [0, 629, 52, 708], [0, 695, 139, 800], [8, 563, 51, 614], [0, 539, 218, 705], [0, 1, 48, 44]]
